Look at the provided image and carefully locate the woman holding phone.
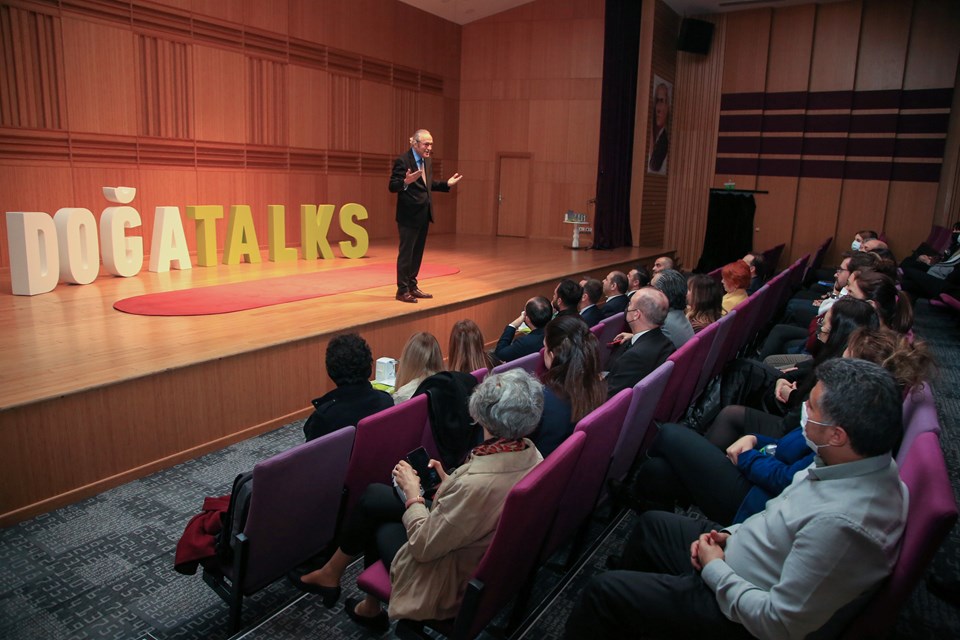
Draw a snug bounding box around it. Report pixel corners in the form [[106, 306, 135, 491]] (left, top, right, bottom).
[[289, 369, 544, 630]]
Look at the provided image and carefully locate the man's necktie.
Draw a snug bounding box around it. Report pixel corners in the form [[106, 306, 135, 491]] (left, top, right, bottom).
[[418, 159, 426, 185]]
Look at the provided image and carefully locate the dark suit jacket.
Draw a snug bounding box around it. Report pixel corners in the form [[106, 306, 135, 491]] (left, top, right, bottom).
[[388, 149, 450, 228], [580, 305, 604, 328], [303, 383, 394, 442], [494, 325, 545, 363], [605, 328, 675, 398], [602, 294, 629, 318]]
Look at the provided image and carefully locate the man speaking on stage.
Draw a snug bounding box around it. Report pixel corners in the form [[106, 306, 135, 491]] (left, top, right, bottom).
[[389, 129, 462, 303]]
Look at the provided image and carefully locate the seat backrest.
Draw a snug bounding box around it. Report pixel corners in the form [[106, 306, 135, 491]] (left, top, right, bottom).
[[490, 350, 542, 377], [461, 431, 587, 639], [664, 327, 716, 423], [706, 266, 723, 283], [842, 432, 958, 638], [652, 333, 701, 423], [342, 394, 430, 521], [761, 243, 785, 274], [698, 309, 737, 393], [804, 236, 833, 282], [592, 312, 628, 370], [725, 284, 769, 358], [241, 426, 356, 593], [896, 384, 941, 465], [924, 224, 949, 253], [544, 390, 632, 557], [788, 254, 810, 292], [471, 367, 488, 384], [607, 360, 674, 485]]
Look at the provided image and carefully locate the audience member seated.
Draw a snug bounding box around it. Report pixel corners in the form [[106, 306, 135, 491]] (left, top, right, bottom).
[[552, 278, 585, 320], [604, 287, 675, 398], [704, 297, 880, 447], [652, 268, 694, 349], [303, 333, 394, 442], [623, 323, 931, 528], [900, 223, 960, 301], [685, 274, 723, 334], [532, 315, 605, 457], [805, 228, 877, 286], [847, 268, 913, 333], [601, 270, 630, 318], [626, 265, 651, 298], [651, 255, 674, 275], [289, 369, 544, 631], [758, 251, 882, 362], [901, 221, 960, 272], [492, 296, 552, 364], [742, 252, 766, 295], [393, 332, 443, 404], [720, 260, 751, 314], [566, 358, 907, 640], [448, 319, 492, 373], [579, 278, 605, 327]]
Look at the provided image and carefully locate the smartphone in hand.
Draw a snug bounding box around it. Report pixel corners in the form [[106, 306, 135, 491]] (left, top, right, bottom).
[[406, 446, 442, 492]]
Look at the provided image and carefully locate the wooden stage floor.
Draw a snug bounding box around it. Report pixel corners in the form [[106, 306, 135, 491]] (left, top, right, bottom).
[[0, 234, 667, 525]]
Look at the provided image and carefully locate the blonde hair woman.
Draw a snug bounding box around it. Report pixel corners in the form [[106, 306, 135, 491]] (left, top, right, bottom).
[[393, 332, 443, 404]]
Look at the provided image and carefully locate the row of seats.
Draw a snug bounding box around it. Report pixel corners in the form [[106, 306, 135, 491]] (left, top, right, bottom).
[[201, 238, 955, 638]]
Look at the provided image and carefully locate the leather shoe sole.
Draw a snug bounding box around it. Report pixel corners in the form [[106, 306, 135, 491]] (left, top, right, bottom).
[[410, 288, 433, 299], [344, 597, 390, 633], [396, 292, 418, 303]]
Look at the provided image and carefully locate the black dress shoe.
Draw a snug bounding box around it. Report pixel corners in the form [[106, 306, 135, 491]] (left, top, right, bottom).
[[410, 288, 433, 299], [286, 571, 341, 608], [396, 292, 418, 303], [344, 597, 390, 633]]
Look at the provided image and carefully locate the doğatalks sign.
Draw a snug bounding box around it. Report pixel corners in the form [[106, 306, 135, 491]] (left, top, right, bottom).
[[5, 187, 370, 296]]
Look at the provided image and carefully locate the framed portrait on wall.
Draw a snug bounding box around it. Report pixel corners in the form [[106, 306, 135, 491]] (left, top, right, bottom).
[[648, 75, 672, 175]]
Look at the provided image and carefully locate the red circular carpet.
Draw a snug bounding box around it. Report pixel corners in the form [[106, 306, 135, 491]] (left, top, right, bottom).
[[113, 262, 460, 316]]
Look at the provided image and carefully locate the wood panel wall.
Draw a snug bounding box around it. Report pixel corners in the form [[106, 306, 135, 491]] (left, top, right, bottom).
[[457, 0, 604, 239], [0, 0, 462, 270], [665, 13, 724, 269], [674, 0, 960, 268], [634, 0, 679, 251]]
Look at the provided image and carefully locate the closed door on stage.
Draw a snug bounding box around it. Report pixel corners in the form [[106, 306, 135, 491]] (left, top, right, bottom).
[[496, 155, 531, 237]]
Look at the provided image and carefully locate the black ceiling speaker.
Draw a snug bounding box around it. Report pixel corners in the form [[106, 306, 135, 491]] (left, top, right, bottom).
[[677, 18, 714, 55]]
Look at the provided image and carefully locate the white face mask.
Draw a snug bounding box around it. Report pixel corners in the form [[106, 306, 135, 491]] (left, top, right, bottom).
[[851, 240, 862, 251], [801, 402, 834, 454]]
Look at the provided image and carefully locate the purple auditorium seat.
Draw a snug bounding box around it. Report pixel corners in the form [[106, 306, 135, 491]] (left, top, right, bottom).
[[652, 333, 701, 424], [896, 384, 941, 466], [607, 360, 674, 486], [842, 432, 958, 638], [697, 309, 736, 398], [938, 292, 960, 314], [788, 254, 810, 292], [202, 425, 356, 632], [490, 349, 544, 377], [592, 312, 628, 370], [342, 394, 431, 524], [760, 242, 785, 274], [356, 430, 587, 640], [542, 389, 632, 562], [803, 236, 832, 285], [470, 367, 488, 384]]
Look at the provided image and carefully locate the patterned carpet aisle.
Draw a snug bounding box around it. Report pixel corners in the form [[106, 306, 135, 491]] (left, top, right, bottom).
[[0, 301, 957, 639]]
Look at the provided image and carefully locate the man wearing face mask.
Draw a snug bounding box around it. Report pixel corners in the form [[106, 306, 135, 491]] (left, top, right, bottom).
[[566, 358, 907, 640]]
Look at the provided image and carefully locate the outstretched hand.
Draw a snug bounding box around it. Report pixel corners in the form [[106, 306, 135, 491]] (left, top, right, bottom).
[[404, 168, 424, 185], [447, 172, 463, 187]]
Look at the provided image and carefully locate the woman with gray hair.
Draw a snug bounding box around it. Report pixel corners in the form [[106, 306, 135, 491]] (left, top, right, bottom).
[[290, 369, 544, 631]]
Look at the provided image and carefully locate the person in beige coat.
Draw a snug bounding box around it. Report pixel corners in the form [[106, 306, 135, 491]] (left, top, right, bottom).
[[289, 369, 544, 631]]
